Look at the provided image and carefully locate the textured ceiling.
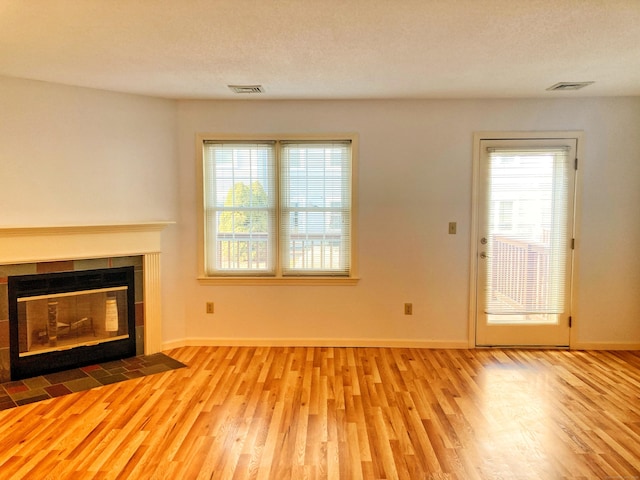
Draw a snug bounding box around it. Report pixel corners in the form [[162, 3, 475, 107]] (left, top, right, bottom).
[[1, 0, 639, 100]]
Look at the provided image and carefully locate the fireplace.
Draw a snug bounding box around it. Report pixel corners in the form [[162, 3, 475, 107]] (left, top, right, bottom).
[[8, 266, 136, 380], [0, 222, 171, 383]]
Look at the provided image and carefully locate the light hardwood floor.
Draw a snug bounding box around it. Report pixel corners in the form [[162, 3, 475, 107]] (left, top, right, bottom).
[[1, 346, 639, 479]]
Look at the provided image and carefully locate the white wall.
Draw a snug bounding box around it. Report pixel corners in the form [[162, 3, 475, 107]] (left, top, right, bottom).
[[0, 76, 185, 343], [176, 98, 640, 348], [2, 77, 638, 349]]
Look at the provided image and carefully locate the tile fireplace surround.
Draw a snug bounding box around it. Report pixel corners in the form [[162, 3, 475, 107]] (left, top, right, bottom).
[[0, 223, 171, 383]]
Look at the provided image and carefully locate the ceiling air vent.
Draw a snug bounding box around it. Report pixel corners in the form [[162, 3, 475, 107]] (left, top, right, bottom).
[[228, 84, 265, 94], [546, 81, 594, 91]]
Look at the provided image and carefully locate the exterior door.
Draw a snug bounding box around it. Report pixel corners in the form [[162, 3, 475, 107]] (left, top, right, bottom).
[[475, 138, 577, 347]]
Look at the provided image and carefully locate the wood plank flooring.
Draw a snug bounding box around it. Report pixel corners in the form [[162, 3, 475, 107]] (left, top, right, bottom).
[[0, 346, 639, 479]]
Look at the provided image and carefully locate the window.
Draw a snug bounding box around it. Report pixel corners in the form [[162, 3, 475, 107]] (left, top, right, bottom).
[[496, 200, 513, 231], [198, 135, 357, 284]]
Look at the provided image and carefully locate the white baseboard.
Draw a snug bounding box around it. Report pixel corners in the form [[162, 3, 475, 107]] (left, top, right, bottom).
[[162, 338, 470, 350], [161, 338, 191, 350], [162, 338, 640, 352], [571, 342, 640, 351]]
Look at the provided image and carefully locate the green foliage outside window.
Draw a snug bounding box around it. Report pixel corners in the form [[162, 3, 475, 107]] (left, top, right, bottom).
[[218, 182, 269, 268]]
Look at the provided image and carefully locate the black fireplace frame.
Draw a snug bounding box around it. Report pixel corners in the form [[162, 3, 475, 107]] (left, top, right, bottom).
[[8, 266, 136, 380]]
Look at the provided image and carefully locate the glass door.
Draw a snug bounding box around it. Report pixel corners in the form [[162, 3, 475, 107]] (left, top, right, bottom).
[[475, 139, 577, 346]]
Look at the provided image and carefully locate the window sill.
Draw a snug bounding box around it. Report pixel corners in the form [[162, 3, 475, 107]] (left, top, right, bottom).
[[197, 276, 360, 286]]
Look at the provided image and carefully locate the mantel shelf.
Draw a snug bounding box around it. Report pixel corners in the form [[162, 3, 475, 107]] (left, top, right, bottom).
[[0, 222, 174, 237], [0, 222, 174, 265]]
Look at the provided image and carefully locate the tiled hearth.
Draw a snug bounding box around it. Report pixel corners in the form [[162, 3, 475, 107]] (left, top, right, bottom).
[[0, 223, 171, 383], [0, 352, 185, 409]]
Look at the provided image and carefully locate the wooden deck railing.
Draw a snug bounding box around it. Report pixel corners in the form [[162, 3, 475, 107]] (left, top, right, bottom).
[[490, 235, 550, 311], [216, 232, 342, 270]]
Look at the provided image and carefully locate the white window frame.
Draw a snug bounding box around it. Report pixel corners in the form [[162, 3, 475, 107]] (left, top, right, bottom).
[[196, 133, 359, 285]]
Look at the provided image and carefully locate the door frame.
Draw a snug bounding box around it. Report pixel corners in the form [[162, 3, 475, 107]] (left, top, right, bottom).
[[468, 131, 584, 348]]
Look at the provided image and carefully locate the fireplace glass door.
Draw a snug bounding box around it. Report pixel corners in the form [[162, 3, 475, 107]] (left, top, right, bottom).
[[18, 287, 129, 356]]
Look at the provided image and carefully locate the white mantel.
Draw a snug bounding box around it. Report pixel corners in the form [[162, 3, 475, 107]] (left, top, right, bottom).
[[0, 222, 173, 354]]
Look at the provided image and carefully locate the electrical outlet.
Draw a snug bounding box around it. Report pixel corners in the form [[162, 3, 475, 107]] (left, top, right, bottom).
[[448, 222, 457, 234], [206, 302, 214, 314], [404, 303, 413, 315]]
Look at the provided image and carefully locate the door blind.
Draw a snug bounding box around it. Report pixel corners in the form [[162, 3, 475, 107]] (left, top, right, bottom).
[[484, 147, 571, 315]]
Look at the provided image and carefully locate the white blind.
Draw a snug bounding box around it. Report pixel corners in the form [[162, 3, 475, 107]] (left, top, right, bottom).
[[280, 142, 351, 276], [203, 142, 276, 275], [484, 147, 571, 314]]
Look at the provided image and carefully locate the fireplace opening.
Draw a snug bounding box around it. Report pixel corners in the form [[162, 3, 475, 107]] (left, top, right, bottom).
[[8, 266, 136, 380]]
